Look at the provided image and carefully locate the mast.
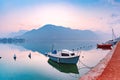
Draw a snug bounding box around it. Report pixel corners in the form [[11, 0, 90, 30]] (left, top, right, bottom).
[[112, 28, 116, 40], [51, 44, 54, 52]]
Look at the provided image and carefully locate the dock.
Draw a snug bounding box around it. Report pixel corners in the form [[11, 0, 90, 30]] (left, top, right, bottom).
[[97, 41, 120, 80], [80, 41, 120, 80]]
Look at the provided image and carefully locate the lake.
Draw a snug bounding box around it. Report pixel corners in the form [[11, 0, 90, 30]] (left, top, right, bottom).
[[0, 40, 110, 80]]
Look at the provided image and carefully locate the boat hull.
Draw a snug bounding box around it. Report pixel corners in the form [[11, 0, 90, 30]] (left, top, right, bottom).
[[48, 55, 79, 64], [97, 44, 112, 49]]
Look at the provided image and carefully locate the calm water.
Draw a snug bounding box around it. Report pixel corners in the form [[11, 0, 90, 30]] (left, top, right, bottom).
[[0, 40, 110, 80]]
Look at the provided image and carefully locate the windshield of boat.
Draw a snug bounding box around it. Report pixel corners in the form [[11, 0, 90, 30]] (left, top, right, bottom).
[[71, 53, 75, 56], [61, 53, 69, 56]]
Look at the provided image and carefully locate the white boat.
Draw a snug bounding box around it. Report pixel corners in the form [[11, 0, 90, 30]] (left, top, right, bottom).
[[47, 49, 80, 64], [105, 28, 118, 45]]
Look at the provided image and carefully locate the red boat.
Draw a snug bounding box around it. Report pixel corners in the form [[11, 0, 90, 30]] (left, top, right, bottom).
[[97, 44, 112, 49], [97, 28, 116, 50]]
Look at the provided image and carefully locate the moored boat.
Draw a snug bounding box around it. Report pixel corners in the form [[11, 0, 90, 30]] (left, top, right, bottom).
[[97, 28, 117, 49], [97, 43, 112, 49], [47, 49, 80, 64]]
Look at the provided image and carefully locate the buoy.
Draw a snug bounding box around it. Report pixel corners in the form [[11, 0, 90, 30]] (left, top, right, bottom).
[[13, 54, 16, 61], [28, 53, 31, 59]]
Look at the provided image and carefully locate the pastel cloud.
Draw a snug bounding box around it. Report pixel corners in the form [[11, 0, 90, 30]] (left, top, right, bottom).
[[0, 0, 120, 37], [108, 0, 120, 5], [0, 3, 107, 32]]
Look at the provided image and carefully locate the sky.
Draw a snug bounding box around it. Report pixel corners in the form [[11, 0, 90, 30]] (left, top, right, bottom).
[[0, 0, 120, 37]]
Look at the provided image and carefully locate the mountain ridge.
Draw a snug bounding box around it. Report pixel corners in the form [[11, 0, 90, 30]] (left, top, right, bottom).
[[17, 24, 98, 41], [7, 30, 28, 38]]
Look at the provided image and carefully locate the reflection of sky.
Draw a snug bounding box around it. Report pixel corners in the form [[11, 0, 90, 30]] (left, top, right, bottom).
[[79, 49, 110, 67], [0, 0, 120, 36], [0, 44, 110, 80]]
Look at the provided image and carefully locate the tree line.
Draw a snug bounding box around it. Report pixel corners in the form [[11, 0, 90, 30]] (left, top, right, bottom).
[[0, 38, 25, 43]]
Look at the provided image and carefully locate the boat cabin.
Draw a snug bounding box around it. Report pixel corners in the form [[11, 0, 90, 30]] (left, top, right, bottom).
[[52, 49, 76, 57], [48, 49, 80, 64], [61, 49, 75, 57]]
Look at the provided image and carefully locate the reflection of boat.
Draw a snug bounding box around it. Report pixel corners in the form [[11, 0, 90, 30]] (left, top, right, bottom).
[[48, 59, 79, 74], [97, 44, 112, 49], [48, 49, 80, 64]]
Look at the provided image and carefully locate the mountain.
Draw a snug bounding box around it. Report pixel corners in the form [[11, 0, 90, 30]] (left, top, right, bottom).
[[7, 30, 28, 38], [18, 24, 98, 41]]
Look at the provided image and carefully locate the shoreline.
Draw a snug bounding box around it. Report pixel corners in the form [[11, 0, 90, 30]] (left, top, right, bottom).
[[80, 44, 117, 80]]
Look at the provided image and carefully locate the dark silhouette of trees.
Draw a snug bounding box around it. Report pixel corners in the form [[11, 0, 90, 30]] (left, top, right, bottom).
[[0, 38, 25, 43]]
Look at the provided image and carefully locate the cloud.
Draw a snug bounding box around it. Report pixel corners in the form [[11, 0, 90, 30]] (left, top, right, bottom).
[[111, 13, 119, 18], [107, 0, 120, 6], [1, 0, 120, 36], [109, 13, 120, 24], [109, 19, 120, 25]]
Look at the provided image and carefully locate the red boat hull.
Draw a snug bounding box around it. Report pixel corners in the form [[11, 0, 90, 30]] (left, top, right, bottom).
[[97, 44, 112, 49]]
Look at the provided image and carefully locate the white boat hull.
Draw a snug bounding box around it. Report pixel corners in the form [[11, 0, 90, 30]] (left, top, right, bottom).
[[48, 55, 79, 64]]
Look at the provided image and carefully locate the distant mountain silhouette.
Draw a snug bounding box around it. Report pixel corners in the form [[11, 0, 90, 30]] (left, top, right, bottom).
[[8, 30, 28, 38], [18, 24, 98, 41]]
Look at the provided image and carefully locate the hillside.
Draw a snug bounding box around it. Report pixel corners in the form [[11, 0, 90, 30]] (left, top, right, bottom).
[[18, 24, 98, 41]]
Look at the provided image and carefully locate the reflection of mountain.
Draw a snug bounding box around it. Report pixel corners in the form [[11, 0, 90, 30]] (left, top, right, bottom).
[[19, 40, 97, 54], [16, 24, 98, 53], [0, 38, 25, 43], [19, 41, 52, 53], [18, 24, 98, 41], [48, 59, 79, 74]]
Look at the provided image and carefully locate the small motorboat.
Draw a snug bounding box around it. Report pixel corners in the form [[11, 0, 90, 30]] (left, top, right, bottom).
[[97, 43, 112, 49], [47, 49, 80, 64]]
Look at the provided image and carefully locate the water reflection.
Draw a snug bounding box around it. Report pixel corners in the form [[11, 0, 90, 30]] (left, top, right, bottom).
[[0, 41, 111, 80], [18, 40, 97, 54], [48, 59, 79, 74]]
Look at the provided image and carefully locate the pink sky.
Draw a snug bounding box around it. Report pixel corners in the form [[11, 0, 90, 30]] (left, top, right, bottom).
[[0, 0, 120, 37]]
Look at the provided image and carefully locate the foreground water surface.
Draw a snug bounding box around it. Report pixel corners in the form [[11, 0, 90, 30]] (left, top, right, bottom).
[[0, 40, 110, 80]]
